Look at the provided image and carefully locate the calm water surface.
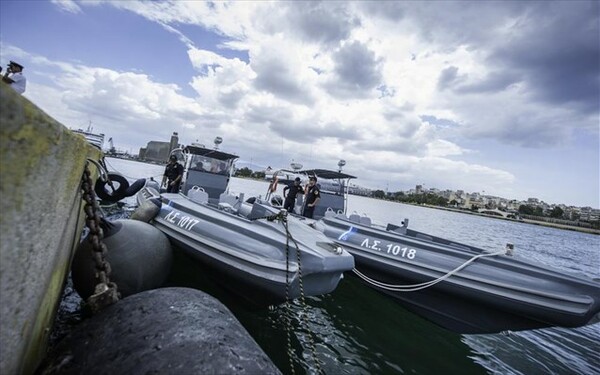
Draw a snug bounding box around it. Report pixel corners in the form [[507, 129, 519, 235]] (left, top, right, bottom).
[[105, 158, 600, 374]]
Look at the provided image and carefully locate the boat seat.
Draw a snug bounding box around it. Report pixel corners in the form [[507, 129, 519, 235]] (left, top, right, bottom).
[[349, 213, 361, 223], [187, 186, 209, 204], [324, 207, 336, 218], [360, 216, 372, 226], [219, 192, 239, 207]]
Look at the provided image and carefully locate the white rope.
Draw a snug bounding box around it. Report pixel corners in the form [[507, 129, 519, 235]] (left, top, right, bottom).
[[352, 249, 507, 292]]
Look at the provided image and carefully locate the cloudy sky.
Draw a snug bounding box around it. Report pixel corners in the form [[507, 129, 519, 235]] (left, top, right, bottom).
[[1, 1, 598, 208]]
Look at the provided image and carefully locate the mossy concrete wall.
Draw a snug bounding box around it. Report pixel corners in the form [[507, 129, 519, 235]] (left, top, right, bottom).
[[0, 83, 102, 374]]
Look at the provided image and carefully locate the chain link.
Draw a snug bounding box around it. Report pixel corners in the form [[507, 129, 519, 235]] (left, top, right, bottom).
[[284, 214, 296, 375], [81, 161, 119, 313], [283, 218, 323, 375]]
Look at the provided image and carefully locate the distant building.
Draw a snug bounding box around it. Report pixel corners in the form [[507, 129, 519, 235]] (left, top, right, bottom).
[[140, 132, 180, 162], [169, 132, 179, 152]]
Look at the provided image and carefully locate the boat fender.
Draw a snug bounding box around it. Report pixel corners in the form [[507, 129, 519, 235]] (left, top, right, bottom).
[[131, 197, 162, 222], [94, 172, 129, 202], [72, 219, 172, 300], [36, 288, 280, 375], [123, 178, 146, 197], [145, 177, 161, 191]]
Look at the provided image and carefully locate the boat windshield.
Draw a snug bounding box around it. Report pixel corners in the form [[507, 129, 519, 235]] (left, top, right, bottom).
[[189, 154, 232, 175]]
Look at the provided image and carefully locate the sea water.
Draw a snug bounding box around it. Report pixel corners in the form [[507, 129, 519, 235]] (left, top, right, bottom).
[[100, 157, 600, 374]]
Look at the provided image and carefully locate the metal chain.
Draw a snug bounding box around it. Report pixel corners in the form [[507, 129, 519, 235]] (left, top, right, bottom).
[[81, 161, 119, 313], [255, 210, 324, 374], [284, 219, 323, 375], [284, 214, 296, 375]]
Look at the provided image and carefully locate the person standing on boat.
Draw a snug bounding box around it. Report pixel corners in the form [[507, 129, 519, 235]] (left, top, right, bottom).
[[2, 61, 26, 94], [302, 176, 320, 218], [162, 155, 184, 193], [283, 177, 304, 213]]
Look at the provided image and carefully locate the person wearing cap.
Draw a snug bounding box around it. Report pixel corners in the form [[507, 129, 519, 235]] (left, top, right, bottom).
[[283, 177, 304, 213], [162, 155, 184, 193], [302, 176, 320, 218], [2, 61, 27, 94]]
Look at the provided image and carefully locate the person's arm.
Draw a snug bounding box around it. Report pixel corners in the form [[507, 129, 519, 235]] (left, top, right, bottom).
[[283, 185, 289, 198], [2, 75, 14, 84]]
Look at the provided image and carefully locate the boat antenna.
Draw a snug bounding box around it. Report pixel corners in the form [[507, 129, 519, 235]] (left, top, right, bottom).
[[338, 159, 346, 172], [214, 136, 223, 150]]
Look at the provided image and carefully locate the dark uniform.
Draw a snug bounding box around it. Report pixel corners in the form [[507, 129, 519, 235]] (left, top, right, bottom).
[[283, 182, 304, 212], [164, 162, 184, 193], [303, 184, 320, 218]]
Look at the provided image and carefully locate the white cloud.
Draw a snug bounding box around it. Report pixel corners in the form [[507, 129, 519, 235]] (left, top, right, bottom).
[[8, 0, 598, 207], [50, 0, 82, 14]]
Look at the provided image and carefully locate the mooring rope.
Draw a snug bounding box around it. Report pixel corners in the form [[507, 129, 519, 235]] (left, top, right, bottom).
[[352, 248, 507, 292]]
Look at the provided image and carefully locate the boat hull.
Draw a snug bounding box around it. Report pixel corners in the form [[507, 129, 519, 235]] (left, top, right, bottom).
[[137, 187, 354, 305], [316, 215, 600, 334]]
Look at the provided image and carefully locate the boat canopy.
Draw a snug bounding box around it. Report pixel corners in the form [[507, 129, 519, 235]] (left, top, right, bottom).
[[184, 145, 239, 161], [299, 169, 356, 180]]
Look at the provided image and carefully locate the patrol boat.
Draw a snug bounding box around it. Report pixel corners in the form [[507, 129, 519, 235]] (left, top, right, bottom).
[[135, 139, 354, 305], [300, 165, 600, 334]]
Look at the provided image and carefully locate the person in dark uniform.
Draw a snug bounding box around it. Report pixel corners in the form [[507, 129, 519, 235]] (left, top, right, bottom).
[[302, 176, 320, 218], [162, 155, 184, 193], [283, 177, 304, 212]]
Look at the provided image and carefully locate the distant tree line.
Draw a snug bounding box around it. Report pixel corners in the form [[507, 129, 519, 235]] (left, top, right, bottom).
[[371, 190, 450, 207], [234, 167, 265, 179], [518, 205, 564, 218]]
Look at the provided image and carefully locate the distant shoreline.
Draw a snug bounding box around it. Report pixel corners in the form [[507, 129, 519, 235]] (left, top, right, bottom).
[[417, 203, 600, 235], [231, 176, 600, 235]]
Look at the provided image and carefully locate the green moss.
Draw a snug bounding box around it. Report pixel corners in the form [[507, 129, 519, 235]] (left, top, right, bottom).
[[0, 84, 102, 374], [21, 261, 70, 375]]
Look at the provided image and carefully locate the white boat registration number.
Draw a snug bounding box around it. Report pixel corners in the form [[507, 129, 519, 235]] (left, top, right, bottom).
[[359, 238, 417, 259], [164, 210, 200, 231]]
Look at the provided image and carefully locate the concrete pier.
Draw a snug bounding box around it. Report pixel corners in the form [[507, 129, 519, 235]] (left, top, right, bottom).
[[0, 83, 102, 374]]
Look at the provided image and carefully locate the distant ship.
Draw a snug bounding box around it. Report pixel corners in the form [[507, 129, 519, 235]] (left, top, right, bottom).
[[72, 122, 104, 149]]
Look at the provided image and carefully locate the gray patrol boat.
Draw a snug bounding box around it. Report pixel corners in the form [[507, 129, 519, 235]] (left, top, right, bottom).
[[281, 164, 600, 334], [135, 140, 354, 305]]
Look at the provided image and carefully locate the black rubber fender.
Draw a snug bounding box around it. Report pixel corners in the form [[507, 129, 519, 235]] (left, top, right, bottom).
[[94, 173, 129, 202], [124, 178, 146, 197]]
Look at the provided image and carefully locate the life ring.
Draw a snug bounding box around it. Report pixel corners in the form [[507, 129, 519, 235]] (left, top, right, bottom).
[[94, 173, 130, 202]]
